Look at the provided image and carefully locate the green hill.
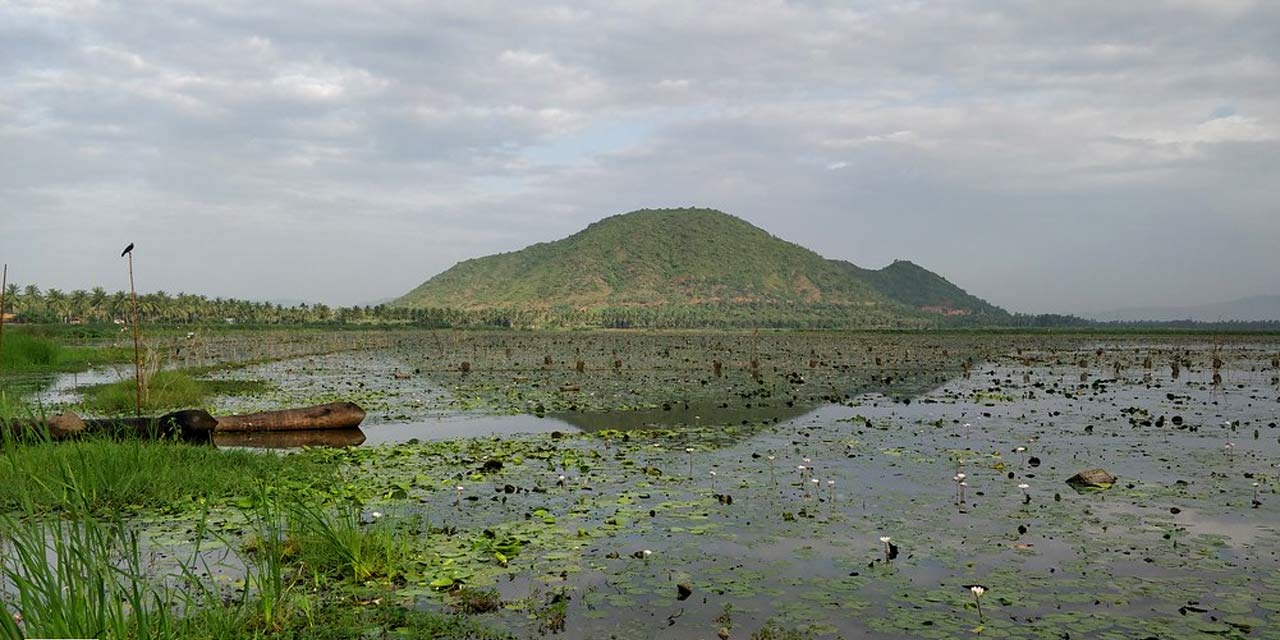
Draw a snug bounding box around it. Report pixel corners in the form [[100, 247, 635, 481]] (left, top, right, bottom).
[[832, 259, 1009, 321], [396, 208, 1005, 328]]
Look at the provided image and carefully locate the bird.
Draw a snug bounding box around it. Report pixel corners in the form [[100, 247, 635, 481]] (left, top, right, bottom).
[[121, 242, 134, 257]]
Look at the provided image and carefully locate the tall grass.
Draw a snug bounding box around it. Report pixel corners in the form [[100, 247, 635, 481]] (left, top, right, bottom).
[[0, 331, 128, 374], [0, 333, 60, 369], [0, 437, 330, 515], [81, 370, 271, 414], [1, 482, 504, 640], [0, 512, 184, 640], [287, 502, 409, 583]]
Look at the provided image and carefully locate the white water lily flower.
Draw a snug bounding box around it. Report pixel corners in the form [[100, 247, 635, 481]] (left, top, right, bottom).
[[879, 536, 892, 543], [970, 585, 986, 597], [643, 549, 653, 557], [370, 511, 383, 519], [685, 447, 695, 453], [1018, 484, 1029, 490], [956, 473, 966, 480]]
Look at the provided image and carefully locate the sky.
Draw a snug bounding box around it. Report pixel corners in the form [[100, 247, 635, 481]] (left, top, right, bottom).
[[1, 0, 1277, 314]]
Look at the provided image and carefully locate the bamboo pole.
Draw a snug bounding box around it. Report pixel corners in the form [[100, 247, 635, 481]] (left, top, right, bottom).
[[125, 246, 143, 418], [0, 263, 7, 376]]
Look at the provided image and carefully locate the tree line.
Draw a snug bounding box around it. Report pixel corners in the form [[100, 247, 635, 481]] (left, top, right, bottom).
[[3, 283, 1276, 331]]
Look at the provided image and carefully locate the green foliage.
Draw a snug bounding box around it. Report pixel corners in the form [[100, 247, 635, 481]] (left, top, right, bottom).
[[82, 370, 270, 414], [0, 485, 508, 640], [0, 511, 186, 640], [395, 208, 1005, 328], [449, 587, 503, 614], [286, 502, 409, 583], [834, 259, 1009, 320], [0, 331, 127, 373], [0, 437, 331, 514]]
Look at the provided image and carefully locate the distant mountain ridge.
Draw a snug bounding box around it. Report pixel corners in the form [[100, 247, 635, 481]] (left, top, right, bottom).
[[396, 208, 1008, 327], [1092, 295, 1280, 322]]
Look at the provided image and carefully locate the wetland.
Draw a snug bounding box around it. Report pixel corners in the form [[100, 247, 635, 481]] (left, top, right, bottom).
[[3, 330, 1279, 639]]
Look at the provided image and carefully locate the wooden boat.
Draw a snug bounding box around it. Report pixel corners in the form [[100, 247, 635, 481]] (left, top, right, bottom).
[[214, 402, 366, 432], [2, 411, 87, 441], [82, 409, 218, 443]]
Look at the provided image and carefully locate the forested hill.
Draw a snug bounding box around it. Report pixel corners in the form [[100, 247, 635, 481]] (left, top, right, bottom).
[[396, 208, 1007, 328]]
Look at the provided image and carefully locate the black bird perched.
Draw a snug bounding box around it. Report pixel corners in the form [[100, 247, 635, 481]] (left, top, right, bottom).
[[121, 242, 135, 257]]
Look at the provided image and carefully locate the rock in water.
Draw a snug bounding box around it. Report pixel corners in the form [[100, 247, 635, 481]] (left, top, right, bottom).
[[1066, 468, 1116, 490]]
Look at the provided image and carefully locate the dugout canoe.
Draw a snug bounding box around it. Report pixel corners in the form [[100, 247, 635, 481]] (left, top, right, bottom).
[[2, 411, 87, 441], [82, 409, 218, 443], [214, 402, 366, 433]]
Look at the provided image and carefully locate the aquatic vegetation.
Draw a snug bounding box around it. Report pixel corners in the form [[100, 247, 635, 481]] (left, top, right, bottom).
[[5, 332, 1280, 638], [0, 436, 331, 515]]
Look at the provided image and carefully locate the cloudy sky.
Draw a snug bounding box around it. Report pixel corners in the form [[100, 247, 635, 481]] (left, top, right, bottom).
[[2, 0, 1277, 314]]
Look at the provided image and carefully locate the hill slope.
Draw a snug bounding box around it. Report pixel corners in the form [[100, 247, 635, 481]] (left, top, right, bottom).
[[397, 208, 1004, 327], [832, 259, 1008, 319]]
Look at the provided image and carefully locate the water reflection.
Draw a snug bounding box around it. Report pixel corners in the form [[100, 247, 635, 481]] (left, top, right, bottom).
[[213, 428, 367, 449]]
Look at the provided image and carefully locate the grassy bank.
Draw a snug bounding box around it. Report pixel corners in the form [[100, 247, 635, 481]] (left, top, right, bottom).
[[80, 370, 271, 414], [0, 486, 512, 640], [0, 436, 332, 515], [0, 332, 128, 374]]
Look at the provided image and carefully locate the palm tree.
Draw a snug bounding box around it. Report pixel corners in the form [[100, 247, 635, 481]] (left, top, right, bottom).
[[44, 288, 68, 323], [90, 287, 108, 322], [4, 284, 19, 315], [69, 289, 89, 322]]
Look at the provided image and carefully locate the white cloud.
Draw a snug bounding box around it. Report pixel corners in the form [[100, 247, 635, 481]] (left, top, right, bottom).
[[1, 0, 1277, 311]]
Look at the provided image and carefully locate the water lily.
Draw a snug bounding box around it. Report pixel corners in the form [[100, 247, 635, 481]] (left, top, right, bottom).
[[879, 536, 898, 561], [1018, 482, 1031, 504], [967, 584, 988, 621]]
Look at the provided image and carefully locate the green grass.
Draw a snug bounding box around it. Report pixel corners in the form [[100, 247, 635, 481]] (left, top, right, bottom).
[[287, 502, 410, 583], [0, 489, 510, 640], [0, 437, 330, 515], [0, 331, 128, 374], [0, 511, 188, 640], [81, 370, 271, 414]]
